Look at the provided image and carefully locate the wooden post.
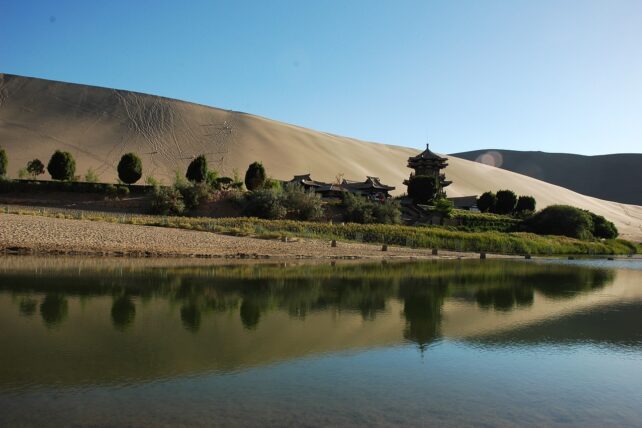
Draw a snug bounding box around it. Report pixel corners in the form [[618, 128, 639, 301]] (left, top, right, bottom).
[[381, 244, 388, 252], [525, 254, 531, 259], [432, 248, 438, 256], [480, 252, 486, 259], [331, 240, 337, 248]]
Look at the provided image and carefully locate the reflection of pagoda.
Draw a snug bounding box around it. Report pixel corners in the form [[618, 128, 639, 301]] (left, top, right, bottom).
[[403, 144, 452, 198]]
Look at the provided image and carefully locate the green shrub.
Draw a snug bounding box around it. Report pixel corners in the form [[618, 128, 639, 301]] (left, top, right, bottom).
[[84, 168, 99, 183], [243, 188, 287, 219], [433, 198, 454, 218], [283, 183, 324, 221], [477, 191, 496, 213], [407, 175, 437, 204], [523, 205, 594, 239], [372, 199, 402, 224], [47, 150, 76, 181], [18, 168, 28, 179], [588, 212, 618, 239], [516, 195, 536, 213], [151, 186, 185, 215], [26, 159, 45, 178], [215, 176, 234, 190], [342, 193, 401, 225], [105, 184, 119, 200], [117, 153, 143, 184], [206, 170, 219, 187], [117, 185, 130, 198], [186, 155, 208, 183], [495, 190, 517, 214], [244, 161, 266, 191], [179, 183, 210, 210], [145, 175, 160, 187], [0, 148, 7, 177]]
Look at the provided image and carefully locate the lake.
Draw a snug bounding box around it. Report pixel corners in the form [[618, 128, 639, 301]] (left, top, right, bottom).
[[0, 257, 641, 427]]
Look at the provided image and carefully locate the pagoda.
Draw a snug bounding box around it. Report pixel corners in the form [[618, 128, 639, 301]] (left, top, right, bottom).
[[404, 144, 452, 197]]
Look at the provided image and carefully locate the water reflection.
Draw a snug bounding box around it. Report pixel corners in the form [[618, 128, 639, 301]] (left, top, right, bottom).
[[0, 258, 640, 388], [111, 296, 136, 331], [39, 294, 68, 327]]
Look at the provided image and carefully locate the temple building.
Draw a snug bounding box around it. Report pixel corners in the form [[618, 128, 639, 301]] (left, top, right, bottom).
[[286, 175, 395, 199], [404, 144, 452, 198]]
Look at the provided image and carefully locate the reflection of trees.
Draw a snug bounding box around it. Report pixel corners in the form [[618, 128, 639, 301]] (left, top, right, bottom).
[[240, 299, 261, 330], [475, 286, 534, 311], [19, 297, 37, 316], [40, 294, 68, 327], [180, 303, 201, 332], [111, 296, 136, 331], [472, 268, 613, 311], [4, 261, 617, 348], [399, 279, 448, 348]]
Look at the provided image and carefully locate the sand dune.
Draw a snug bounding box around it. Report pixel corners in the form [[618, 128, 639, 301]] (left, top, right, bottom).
[[453, 149, 642, 205], [1, 73, 641, 241]]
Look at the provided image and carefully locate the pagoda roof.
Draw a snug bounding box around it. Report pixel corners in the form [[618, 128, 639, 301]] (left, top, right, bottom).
[[342, 176, 395, 191], [408, 144, 448, 162]]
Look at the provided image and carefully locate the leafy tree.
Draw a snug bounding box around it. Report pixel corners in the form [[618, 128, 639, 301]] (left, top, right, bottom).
[[186, 155, 208, 183], [372, 199, 402, 224], [587, 212, 618, 239], [515, 195, 536, 213], [283, 183, 324, 221], [495, 190, 517, 214], [523, 205, 594, 239], [406, 175, 437, 204], [476, 191, 496, 213], [434, 198, 454, 218], [244, 161, 266, 191], [242, 188, 287, 219], [47, 150, 76, 181], [26, 159, 45, 178], [117, 153, 143, 184], [178, 183, 210, 210], [0, 148, 7, 177], [151, 186, 185, 215], [342, 193, 401, 224]]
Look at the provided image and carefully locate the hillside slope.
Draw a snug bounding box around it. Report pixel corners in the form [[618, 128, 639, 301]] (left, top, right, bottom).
[[452, 149, 642, 205], [1, 73, 641, 241]]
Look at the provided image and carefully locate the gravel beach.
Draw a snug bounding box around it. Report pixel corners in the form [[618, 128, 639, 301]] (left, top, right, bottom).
[[0, 213, 505, 260], [0, 213, 493, 259]]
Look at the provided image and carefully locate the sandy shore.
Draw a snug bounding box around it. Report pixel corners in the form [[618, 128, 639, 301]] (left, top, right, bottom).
[[0, 213, 505, 260]]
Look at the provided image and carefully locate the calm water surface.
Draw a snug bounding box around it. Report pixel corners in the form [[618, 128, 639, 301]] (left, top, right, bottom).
[[0, 257, 641, 427]]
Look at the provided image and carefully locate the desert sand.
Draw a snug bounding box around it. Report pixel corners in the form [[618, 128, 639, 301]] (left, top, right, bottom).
[[1, 73, 641, 241]]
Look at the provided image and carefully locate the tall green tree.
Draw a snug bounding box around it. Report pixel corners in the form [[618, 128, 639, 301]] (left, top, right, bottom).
[[47, 150, 76, 181], [117, 153, 143, 184], [515, 195, 536, 213], [476, 191, 496, 213], [186, 155, 208, 183], [495, 190, 518, 214], [26, 159, 45, 178], [244, 161, 266, 191], [0, 148, 7, 177]]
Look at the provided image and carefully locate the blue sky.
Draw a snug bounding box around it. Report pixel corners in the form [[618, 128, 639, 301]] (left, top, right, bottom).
[[1, 0, 641, 155]]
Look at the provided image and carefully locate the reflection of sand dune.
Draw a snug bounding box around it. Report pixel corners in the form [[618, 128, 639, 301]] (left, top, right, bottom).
[[1, 73, 641, 240]]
